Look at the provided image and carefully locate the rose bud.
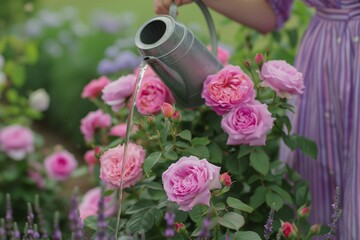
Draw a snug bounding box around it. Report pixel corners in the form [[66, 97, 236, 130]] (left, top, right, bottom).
[[255, 53, 266, 67], [161, 102, 175, 118], [175, 222, 186, 233], [219, 172, 232, 186], [310, 224, 321, 235], [297, 205, 310, 218], [281, 221, 297, 238]]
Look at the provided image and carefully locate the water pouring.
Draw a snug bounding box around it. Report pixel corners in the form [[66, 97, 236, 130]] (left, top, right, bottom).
[[134, 0, 223, 108]]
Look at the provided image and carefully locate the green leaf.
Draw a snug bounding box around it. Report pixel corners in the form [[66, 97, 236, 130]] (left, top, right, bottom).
[[232, 231, 262, 240], [249, 186, 266, 209], [280, 115, 292, 134], [25, 43, 38, 64], [175, 141, 191, 149], [237, 145, 255, 158], [208, 142, 223, 164], [217, 212, 245, 230], [250, 150, 269, 175], [191, 137, 210, 146], [282, 134, 297, 151], [295, 135, 318, 159], [187, 145, 209, 159], [269, 185, 293, 203], [164, 150, 178, 160], [125, 200, 156, 214], [103, 189, 114, 197], [5, 61, 25, 87], [71, 166, 88, 178], [227, 197, 254, 213], [189, 205, 206, 223], [84, 216, 97, 230], [265, 191, 284, 211], [5, 89, 18, 103], [143, 152, 162, 176], [126, 207, 160, 233], [177, 130, 192, 141]]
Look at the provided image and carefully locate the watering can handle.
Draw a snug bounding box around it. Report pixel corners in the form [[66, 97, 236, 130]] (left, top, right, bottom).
[[169, 0, 218, 56]]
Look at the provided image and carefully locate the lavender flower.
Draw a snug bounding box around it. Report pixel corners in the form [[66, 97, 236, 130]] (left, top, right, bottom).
[[24, 203, 35, 239], [324, 187, 342, 240], [164, 210, 175, 238], [5, 194, 13, 237], [13, 222, 21, 240], [34, 195, 48, 238], [0, 218, 6, 240], [68, 194, 86, 240], [198, 215, 211, 239], [33, 224, 40, 239], [52, 212, 62, 240], [95, 188, 107, 240], [264, 208, 275, 240]]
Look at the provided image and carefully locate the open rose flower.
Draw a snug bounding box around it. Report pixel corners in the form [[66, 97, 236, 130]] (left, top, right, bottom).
[[136, 76, 174, 115], [162, 156, 221, 211], [100, 143, 145, 188], [260, 60, 304, 98], [102, 74, 136, 111], [81, 76, 110, 99], [0, 125, 34, 160], [44, 150, 78, 181], [80, 109, 111, 142], [202, 65, 256, 115], [221, 100, 274, 146], [78, 187, 117, 221]]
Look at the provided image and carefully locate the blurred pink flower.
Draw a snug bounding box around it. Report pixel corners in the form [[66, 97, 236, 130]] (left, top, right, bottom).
[[84, 149, 98, 173], [80, 110, 112, 142], [44, 150, 78, 181], [100, 143, 145, 188], [101, 74, 136, 111], [202, 65, 256, 115], [81, 76, 110, 99], [79, 187, 117, 221], [162, 156, 221, 211], [0, 125, 34, 160], [207, 45, 231, 65], [136, 76, 174, 115], [109, 123, 138, 138], [260, 60, 304, 98], [221, 100, 274, 146], [28, 170, 45, 189]]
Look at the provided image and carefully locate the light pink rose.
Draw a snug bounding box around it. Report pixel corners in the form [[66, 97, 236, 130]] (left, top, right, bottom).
[[81, 76, 110, 99], [260, 60, 304, 98], [207, 45, 231, 65], [136, 76, 174, 115], [84, 149, 98, 173], [221, 100, 274, 146], [44, 150, 78, 181], [109, 123, 138, 138], [162, 156, 221, 211], [202, 65, 256, 115], [102, 74, 136, 111], [28, 170, 45, 189], [80, 110, 112, 142], [100, 143, 145, 188], [0, 125, 34, 160], [79, 187, 117, 221]]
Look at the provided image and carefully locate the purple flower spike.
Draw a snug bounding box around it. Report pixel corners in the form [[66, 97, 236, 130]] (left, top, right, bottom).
[[264, 208, 275, 240], [0, 218, 6, 239], [325, 187, 342, 240], [34, 195, 48, 238], [68, 193, 86, 240], [52, 212, 62, 240], [95, 187, 107, 240], [13, 222, 21, 240], [198, 215, 212, 239], [5, 194, 13, 237], [164, 209, 175, 238], [24, 203, 35, 239]]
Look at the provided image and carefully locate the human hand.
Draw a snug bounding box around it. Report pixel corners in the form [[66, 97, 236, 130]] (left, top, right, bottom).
[[153, 0, 193, 15]]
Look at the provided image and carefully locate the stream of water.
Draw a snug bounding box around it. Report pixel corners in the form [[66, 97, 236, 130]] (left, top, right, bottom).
[[114, 60, 148, 239]]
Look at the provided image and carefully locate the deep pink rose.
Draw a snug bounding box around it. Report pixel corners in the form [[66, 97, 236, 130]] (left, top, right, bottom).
[[221, 100, 274, 146], [109, 123, 138, 138], [136, 76, 174, 115], [260, 60, 304, 98], [162, 156, 221, 211], [202, 65, 256, 115], [207, 45, 231, 65], [79, 187, 117, 221], [81, 76, 110, 99], [0, 125, 34, 160], [100, 143, 145, 188], [44, 150, 78, 181], [80, 110, 112, 142], [102, 74, 136, 111]]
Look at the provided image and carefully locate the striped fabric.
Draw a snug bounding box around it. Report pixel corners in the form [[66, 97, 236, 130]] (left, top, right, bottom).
[[269, 0, 360, 239]]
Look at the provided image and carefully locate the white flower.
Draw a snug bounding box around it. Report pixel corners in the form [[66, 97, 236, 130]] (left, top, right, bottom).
[[29, 88, 50, 111]]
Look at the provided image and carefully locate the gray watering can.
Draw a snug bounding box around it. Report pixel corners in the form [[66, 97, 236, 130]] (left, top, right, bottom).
[[134, 0, 223, 107]]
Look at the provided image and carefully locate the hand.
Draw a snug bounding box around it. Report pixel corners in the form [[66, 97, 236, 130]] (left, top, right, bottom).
[[153, 0, 193, 15]]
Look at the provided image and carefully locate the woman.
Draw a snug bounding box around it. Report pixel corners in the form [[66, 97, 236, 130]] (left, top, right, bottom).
[[155, 0, 360, 239]]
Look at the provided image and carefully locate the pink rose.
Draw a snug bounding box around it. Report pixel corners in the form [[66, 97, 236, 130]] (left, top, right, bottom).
[[81, 76, 110, 99], [202, 65, 256, 115], [260, 60, 304, 98], [136, 76, 174, 115], [0, 125, 34, 160], [84, 149, 98, 173], [100, 143, 145, 188], [79, 187, 117, 221], [80, 110, 112, 142], [102, 74, 136, 111], [221, 100, 274, 146], [109, 123, 138, 138], [44, 150, 78, 181], [162, 156, 221, 211], [207, 45, 231, 65]]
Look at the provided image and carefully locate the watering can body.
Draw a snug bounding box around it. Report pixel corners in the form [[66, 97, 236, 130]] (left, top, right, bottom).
[[134, 15, 223, 108]]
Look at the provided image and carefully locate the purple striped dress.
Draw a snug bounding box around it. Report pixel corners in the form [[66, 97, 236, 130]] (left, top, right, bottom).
[[269, 0, 360, 239]]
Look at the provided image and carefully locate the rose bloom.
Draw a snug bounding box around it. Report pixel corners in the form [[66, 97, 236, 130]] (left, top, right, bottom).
[[0, 125, 34, 160], [109, 123, 138, 138], [207, 45, 231, 65], [281, 221, 297, 238], [44, 150, 78, 181], [221, 100, 274, 146], [78, 187, 117, 221], [102, 74, 136, 111], [100, 143, 145, 188], [81, 76, 110, 99], [29, 88, 50, 111], [80, 109, 112, 142], [162, 156, 221, 211], [136, 76, 174, 115], [202, 65, 256, 115], [260, 60, 304, 98]]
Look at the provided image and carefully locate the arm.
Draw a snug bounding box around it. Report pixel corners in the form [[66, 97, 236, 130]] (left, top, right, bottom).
[[153, 0, 278, 34]]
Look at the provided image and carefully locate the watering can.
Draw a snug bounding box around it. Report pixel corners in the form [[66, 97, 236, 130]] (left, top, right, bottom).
[[134, 0, 223, 107]]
